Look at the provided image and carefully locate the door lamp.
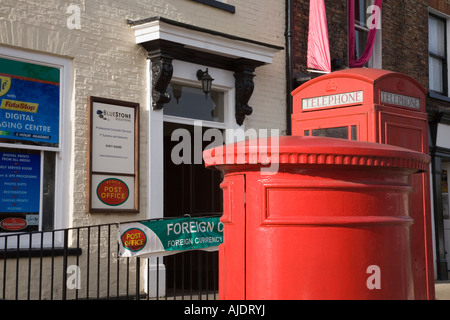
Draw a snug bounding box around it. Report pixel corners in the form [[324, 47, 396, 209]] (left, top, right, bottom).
[[197, 68, 214, 98]]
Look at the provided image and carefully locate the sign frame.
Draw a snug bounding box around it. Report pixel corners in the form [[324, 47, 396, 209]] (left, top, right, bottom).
[[87, 96, 139, 213], [380, 91, 421, 110], [301, 91, 364, 111]]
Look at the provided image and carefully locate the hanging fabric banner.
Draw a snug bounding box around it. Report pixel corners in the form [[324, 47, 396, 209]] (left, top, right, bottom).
[[118, 216, 223, 258], [307, 0, 331, 73], [348, 0, 383, 68]]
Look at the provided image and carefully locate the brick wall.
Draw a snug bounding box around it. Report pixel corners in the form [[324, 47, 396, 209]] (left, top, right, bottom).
[[429, 0, 450, 15], [292, 0, 429, 89], [382, 0, 429, 88], [292, 0, 348, 77], [292, 0, 309, 77]]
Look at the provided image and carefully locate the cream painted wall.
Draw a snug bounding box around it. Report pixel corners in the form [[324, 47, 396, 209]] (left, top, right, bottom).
[[0, 0, 286, 227]]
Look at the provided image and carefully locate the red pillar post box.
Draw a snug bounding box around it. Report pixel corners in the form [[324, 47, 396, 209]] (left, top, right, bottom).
[[291, 68, 434, 300], [204, 136, 430, 300]]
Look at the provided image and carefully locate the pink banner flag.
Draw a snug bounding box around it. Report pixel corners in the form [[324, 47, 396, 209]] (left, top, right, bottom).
[[307, 0, 331, 73]]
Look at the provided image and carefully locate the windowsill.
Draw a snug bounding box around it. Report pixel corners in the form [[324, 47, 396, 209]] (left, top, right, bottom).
[[0, 247, 82, 259], [191, 0, 235, 13], [429, 91, 450, 103]]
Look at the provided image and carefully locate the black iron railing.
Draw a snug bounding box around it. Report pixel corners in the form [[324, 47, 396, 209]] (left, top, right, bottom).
[[0, 221, 218, 300]]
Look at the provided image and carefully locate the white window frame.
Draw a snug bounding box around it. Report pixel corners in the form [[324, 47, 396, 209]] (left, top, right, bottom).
[[429, 8, 450, 98], [132, 15, 279, 218], [145, 60, 236, 295], [354, 0, 382, 69], [371, 19, 382, 69], [135, 16, 279, 296], [0, 46, 72, 247], [163, 60, 237, 132], [147, 60, 237, 222]]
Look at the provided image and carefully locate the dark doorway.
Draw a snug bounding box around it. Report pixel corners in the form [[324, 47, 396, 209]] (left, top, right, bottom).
[[163, 122, 223, 296]]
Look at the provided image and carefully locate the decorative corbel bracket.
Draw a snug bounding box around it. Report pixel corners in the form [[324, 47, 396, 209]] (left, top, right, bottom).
[[234, 61, 256, 126], [150, 53, 173, 110]]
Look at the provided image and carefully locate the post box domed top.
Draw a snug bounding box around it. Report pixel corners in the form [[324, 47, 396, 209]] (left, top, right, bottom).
[[291, 68, 427, 114], [203, 136, 430, 173]]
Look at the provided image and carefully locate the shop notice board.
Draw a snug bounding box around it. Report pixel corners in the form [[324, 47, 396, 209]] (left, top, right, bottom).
[[87, 97, 139, 213]]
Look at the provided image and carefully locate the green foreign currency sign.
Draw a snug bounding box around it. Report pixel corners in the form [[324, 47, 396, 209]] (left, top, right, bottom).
[[118, 216, 223, 258]]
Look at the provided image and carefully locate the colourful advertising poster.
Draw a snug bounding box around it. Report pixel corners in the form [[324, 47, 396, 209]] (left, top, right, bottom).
[[0, 151, 41, 232], [0, 58, 60, 147]]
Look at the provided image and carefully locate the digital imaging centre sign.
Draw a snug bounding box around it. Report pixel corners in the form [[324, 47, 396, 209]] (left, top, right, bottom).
[[0, 57, 60, 148]]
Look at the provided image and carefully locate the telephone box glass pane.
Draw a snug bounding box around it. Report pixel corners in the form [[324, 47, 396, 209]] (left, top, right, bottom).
[[312, 127, 349, 140], [351, 125, 357, 140]]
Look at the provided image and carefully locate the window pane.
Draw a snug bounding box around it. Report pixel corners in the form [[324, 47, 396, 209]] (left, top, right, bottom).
[[42, 151, 55, 231], [355, 29, 369, 60], [351, 125, 358, 140], [429, 16, 445, 56], [429, 56, 444, 93], [164, 84, 224, 123], [355, 0, 374, 28], [312, 127, 349, 140]]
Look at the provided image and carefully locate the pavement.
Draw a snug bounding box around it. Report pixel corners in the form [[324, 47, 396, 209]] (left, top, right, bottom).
[[435, 282, 450, 300]]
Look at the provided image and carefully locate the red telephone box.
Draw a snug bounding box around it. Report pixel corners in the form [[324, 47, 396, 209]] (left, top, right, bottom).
[[291, 68, 434, 300]]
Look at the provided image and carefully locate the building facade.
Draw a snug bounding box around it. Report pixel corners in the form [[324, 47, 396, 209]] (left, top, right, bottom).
[[3, 0, 450, 300], [427, 0, 450, 282], [289, 0, 450, 298], [0, 0, 286, 229], [0, 0, 286, 299]]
